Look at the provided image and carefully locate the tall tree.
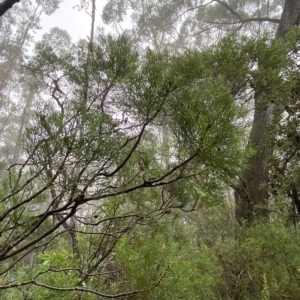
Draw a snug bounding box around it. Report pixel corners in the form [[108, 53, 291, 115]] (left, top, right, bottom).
[[75, 0, 96, 42], [102, 0, 300, 222], [0, 0, 62, 164], [102, 0, 284, 50], [232, 0, 300, 222], [0, 31, 246, 297]]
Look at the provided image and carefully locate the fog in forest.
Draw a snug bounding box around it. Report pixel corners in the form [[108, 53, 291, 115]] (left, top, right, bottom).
[[2, 1, 300, 299]]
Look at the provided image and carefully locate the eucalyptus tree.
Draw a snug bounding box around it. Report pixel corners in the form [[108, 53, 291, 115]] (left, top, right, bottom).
[[102, 0, 300, 223], [0, 30, 247, 298], [0, 0, 62, 164], [102, 0, 284, 50], [74, 0, 97, 41]]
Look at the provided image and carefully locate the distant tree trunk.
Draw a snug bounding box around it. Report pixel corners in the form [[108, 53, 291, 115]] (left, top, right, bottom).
[[90, 0, 96, 43], [11, 90, 34, 164], [0, 36, 24, 92], [46, 168, 81, 261], [235, 0, 300, 223]]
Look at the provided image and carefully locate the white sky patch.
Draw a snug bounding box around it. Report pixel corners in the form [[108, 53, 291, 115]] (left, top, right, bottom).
[[35, 0, 107, 42]]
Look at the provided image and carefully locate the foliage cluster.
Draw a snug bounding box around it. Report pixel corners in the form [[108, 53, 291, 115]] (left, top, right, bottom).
[[2, 211, 300, 300], [2, 1, 300, 299]]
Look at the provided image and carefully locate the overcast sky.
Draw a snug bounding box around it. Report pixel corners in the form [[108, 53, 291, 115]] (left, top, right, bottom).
[[36, 0, 106, 41]]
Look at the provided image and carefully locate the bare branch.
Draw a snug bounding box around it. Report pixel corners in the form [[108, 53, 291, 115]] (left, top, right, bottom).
[[214, 0, 244, 21], [177, 0, 214, 19], [0, 149, 70, 223], [207, 17, 280, 26], [213, 0, 280, 25]]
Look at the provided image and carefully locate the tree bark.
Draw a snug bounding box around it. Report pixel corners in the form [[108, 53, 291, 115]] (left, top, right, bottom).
[[276, 0, 300, 38], [235, 0, 300, 223], [235, 102, 272, 222]]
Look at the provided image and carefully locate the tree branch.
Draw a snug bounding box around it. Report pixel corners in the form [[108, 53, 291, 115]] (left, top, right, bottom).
[[207, 17, 280, 26], [212, 0, 280, 26], [214, 0, 243, 21], [0, 0, 21, 16]]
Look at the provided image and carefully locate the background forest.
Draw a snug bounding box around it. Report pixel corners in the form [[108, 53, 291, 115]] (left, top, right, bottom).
[[1, 0, 300, 299]]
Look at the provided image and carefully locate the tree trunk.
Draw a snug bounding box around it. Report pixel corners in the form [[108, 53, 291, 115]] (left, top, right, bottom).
[[235, 0, 300, 223], [235, 101, 272, 222], [90, 0, 96, 43], [11, 90, 34, 165], [276, 0, 300, 38]]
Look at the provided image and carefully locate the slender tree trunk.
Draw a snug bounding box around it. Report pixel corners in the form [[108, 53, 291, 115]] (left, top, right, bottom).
[[235, 0, 300, 223], [90, 0, 96, 43], [46, 168, 81, 261], [11, 90, 34, 164], [0, 14, 36, 92]]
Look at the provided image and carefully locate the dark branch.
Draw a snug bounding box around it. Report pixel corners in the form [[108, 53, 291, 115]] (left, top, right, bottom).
[[214, 0, 243, 21], [207, 17, 280, 26], [211, 0, 280, 26], [177, 0, 214, 19], [0, 0, 21, 16]]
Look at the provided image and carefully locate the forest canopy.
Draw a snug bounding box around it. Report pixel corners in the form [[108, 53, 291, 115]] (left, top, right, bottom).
[[1, 0, 300, 299]]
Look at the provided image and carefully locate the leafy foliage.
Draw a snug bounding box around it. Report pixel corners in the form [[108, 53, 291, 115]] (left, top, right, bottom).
[[0, 31, 248, 298], [3, 1, 300, 298]]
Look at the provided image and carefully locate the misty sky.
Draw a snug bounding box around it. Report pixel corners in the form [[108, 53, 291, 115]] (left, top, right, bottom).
[[37, 0, 106, 41]]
